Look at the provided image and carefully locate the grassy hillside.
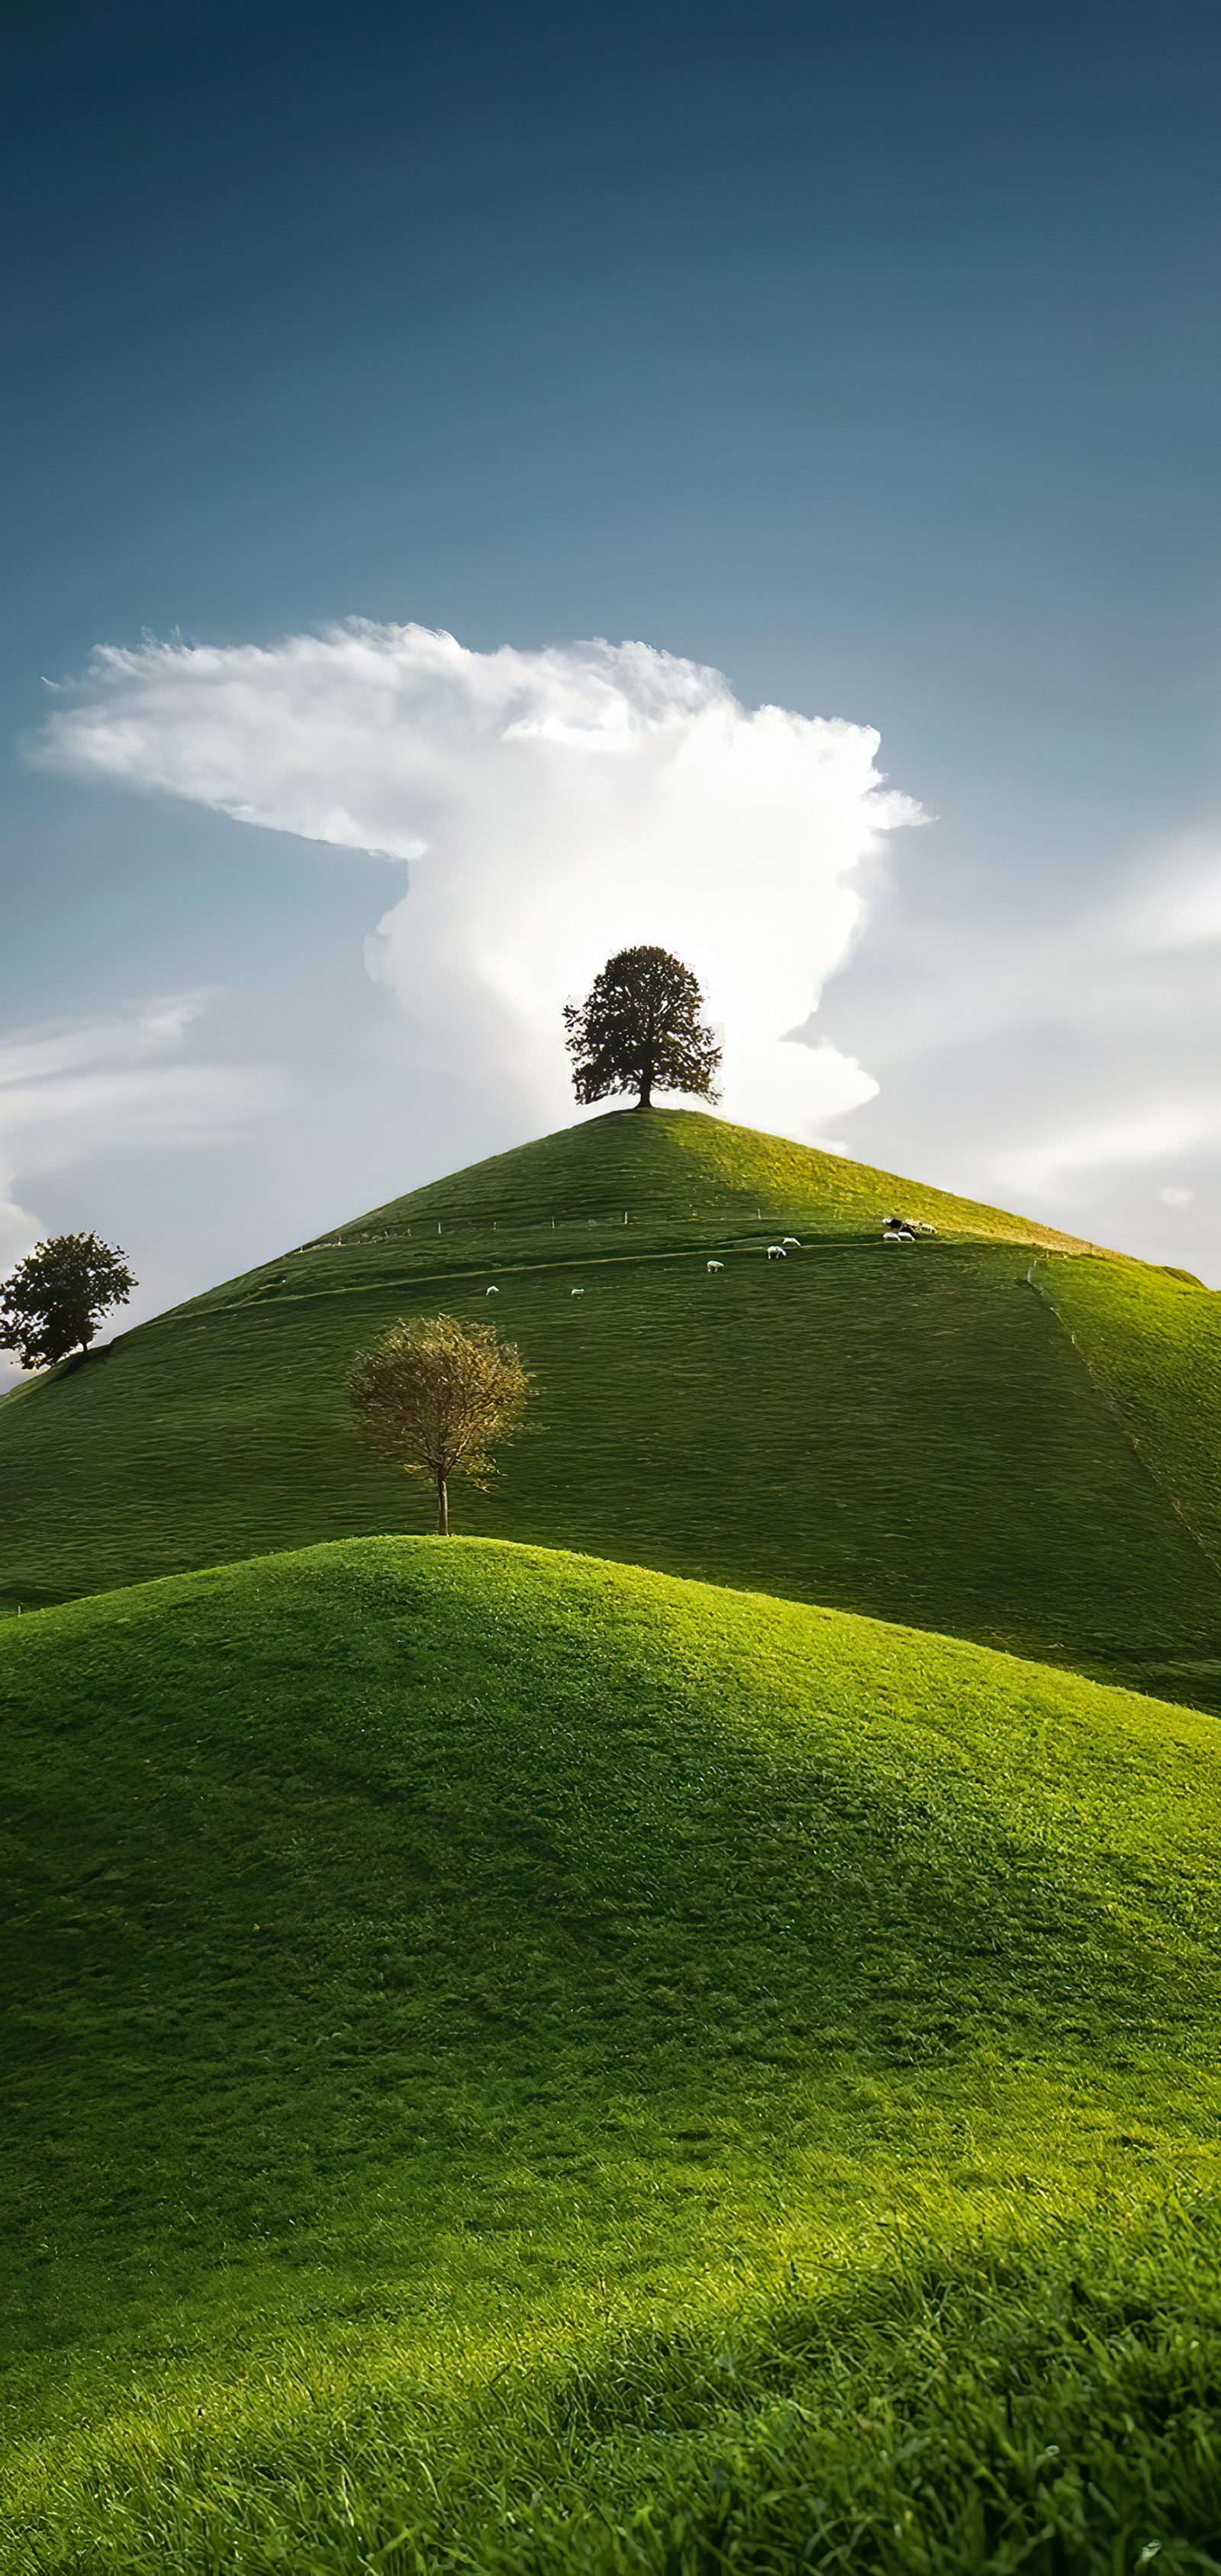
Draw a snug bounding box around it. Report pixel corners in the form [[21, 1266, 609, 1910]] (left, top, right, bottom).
[[5, 1535, 1221, 2571], [292, 1102, 1094, 1253], [1035, 1253, 1221, 1571], [2, 1107, 1218, 1707]]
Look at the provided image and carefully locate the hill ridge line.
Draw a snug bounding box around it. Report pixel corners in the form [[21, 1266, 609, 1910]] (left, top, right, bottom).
[[3, 1106, 1216, 1718], [8, 1532, 1221, 2565]]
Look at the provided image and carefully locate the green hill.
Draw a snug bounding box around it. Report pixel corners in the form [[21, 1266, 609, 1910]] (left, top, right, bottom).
[[2, 1106, 1220, 1707], [292, 1100, 1093, 1245], [5, 1535, 1221, 2572]]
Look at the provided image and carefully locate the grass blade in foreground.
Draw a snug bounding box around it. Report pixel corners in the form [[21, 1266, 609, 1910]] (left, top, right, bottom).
[[4, 1536, 1221, 2568]]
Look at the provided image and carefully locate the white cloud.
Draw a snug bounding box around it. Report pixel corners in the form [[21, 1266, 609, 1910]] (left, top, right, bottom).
[[0, 995, 281, 1283], [1113, 835, 1221, 952], [33, 623, 923, 1138], [997, 1099, 1221, 1201], [808, 800, 1221, 1275], [137, 993, 212, 1042], [0, 1187, 35, 1280]]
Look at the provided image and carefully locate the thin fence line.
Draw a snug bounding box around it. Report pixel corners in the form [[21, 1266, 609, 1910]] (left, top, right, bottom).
[[291, 1203, 968, 1252]]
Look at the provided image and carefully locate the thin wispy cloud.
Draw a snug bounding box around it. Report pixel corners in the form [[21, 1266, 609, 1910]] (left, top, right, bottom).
[[826, 820, 1221, 1264], [0, 995, 280, 1272], [34, 623, 924, 1140], [996, 1100, 1221, 1200]]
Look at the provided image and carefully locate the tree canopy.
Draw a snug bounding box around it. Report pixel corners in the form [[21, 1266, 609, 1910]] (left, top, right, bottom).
[[0, 1232, 136, 1371], [348, 1311, 533, 1534], [563, 946, 722, 1110]]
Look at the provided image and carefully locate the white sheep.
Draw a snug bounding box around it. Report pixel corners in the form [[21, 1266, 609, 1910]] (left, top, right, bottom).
[[782, 1236, 801, 1247], [707, 1259, 724, 1274], [882, 1228, 915, 1245], [571, 1286, 585, 1296], [767, 1245, 786, 1261], [485, 1285, 500, 1295]]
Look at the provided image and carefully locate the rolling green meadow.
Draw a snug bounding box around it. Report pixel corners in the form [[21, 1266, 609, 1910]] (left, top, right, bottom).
[[8, 1538, 1221, 2572], [5, 1109, 1221, 2571], [3, 1110, 1221, 1705]]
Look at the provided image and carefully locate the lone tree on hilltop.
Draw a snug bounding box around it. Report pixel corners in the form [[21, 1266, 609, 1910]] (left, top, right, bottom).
[[0, 1232, 136, 1370], [348, 1312, 533, 1535], [563, 945, 722, 1111]]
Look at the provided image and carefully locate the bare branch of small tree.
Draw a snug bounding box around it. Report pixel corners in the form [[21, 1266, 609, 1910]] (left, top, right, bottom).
[[0, 1232, 137, 1371], [563, 945, 722, 1110], [347, 1312, 533, 1534]]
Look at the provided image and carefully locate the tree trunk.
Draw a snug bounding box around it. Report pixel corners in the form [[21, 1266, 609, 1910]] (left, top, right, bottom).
[[436, 1473, 449, 1535], [636, 1070, 652, 1108]]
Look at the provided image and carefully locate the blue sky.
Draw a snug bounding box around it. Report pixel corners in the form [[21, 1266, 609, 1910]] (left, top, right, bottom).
[[4, 0, 1221, 1354]]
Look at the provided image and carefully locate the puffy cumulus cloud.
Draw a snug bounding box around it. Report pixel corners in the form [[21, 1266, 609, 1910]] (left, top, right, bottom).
[[34, 623, 923, 1138]]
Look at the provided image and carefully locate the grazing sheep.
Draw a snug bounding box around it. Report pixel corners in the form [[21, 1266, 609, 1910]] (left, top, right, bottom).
[[707, 1258, 724, 1274], [882, 1227, 915, 1245], [767, 1245, 786, 1261], [782, 1236, 801, 1247], [485, 1285, 500, 1295], [571, 1286, 585, 1296]]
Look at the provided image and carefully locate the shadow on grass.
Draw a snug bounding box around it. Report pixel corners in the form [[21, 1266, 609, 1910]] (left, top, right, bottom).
[[5, 1539, 1220, 2382], [12, 2186, 1221, 2574]]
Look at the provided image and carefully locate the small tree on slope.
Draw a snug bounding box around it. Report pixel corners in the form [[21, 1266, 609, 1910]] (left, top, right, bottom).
[[563, 946, 722, 1111], [348, 1312, 533, 1535], [0, 1232, 136, 1370]]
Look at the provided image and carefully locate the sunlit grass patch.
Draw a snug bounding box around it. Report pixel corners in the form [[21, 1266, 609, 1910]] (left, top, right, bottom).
[[5, 1537, 1221, 2567]]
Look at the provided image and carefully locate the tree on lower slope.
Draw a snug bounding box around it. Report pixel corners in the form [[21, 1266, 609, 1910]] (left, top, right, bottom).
[[563, 945, 722, 1109], [0, 1232, 136, 1369], [348, 1312, 533, 1534]]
